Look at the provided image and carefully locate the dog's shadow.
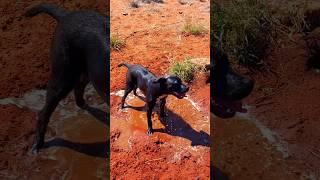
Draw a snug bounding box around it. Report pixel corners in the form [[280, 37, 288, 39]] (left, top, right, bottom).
[[42, 105, 109, 158], [43, 138, 109, 158], [125, 103, 210, 147], [211, 162, 229, 180], [84, 105, 109, 126]]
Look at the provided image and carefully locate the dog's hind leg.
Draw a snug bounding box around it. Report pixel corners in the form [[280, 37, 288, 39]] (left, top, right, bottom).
[[33, 75, 76, 152], [121, 85, 134, 109], [33, 38, 81, 152], [133, 86, 138, 96], [120, 73, 135, 108], [74, 75, 89, 109]]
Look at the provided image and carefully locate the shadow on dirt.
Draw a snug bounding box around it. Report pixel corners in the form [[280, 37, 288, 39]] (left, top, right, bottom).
[[41, 105, 109, 158], [125, 104, 210, 147], [84, 105, 109, 126], [211, 162, 229, 180], [43, 138, 109, 158]]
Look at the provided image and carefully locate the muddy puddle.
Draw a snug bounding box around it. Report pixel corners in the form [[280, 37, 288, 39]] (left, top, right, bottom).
[[235, 107, 290, 158], [0, 85, 108, 179], [212, 107, 315, 179], [110, 89, 209, 158]]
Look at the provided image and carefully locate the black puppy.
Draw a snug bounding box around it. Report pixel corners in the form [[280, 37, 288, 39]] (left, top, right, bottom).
[[118, 63, 189, 135], [25, 3, 109, 152], [211, 47, 254, 118]]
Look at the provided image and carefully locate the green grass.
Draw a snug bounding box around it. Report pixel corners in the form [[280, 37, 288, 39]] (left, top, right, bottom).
[[182, 22, 206, 36], [110, 35, 125, 50], [276, 1, 309, 34], [170, 57, 195, 83], [211, 0, 311, 69], [211, 0, 276, 68]]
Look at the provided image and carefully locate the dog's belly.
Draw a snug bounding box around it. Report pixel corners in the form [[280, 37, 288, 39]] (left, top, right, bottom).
[[89, 67, 107, 103], [85, 35, 108, 103]]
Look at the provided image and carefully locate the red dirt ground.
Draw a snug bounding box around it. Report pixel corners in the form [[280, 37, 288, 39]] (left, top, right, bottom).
[[110, 0, 210, 179], [0, 0, 108, 178], [248, 33, 320, 177]]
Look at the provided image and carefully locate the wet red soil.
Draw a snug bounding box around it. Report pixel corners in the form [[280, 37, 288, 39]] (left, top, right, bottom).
[[0, 0, 109, 179], [110, 0, 210, 178], [111, 96, 210, 179]]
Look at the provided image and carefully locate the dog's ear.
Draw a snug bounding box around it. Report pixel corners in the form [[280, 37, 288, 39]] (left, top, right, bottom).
[[153, 77, 167, 84]]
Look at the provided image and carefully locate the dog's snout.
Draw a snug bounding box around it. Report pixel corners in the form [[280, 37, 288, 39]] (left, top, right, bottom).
[[181, 85, 189, 93], [243, 77, 254, 94]]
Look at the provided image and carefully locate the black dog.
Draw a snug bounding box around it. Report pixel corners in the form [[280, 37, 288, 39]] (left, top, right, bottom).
[[211, 47, 254, 118], [25, 3, 109, 152], [118, 63, 189, 135]]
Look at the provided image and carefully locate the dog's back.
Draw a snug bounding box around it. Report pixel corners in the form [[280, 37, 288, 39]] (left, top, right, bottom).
[[25, 3, 108, 102], [119, 63, 157, 93], [26, 3, 107, 44], [119, 63, 155, 79]]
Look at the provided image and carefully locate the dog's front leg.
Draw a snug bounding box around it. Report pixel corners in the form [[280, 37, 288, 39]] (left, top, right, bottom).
[[160, 97, 168, 117], [146, 100, 156, 135]]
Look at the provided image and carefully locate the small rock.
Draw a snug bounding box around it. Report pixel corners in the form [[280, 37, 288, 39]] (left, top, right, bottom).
[[178, 0, 189, 5]]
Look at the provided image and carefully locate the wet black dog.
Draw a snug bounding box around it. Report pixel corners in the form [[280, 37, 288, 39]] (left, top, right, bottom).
[[118, 63, 189, 135], [211, 47, 254, 118], [25, 3, 109, 152]]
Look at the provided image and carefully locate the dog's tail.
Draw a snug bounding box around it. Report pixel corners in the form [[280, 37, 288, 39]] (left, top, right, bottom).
[[25, 3, 67, 21], [118, 63, 131, 68]]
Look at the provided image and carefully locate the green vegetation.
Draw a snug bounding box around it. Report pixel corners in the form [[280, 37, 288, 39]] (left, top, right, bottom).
[[182, 21, 206, 36], [212, 0, 276, 68], [211, 0, 310, 68], [110, 35, 125, 51], [170, 57, 195, 82]]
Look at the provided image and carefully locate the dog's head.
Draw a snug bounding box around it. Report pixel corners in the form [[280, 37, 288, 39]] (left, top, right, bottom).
[[154, 75, 189, 99], [211, 48, 254, 118]]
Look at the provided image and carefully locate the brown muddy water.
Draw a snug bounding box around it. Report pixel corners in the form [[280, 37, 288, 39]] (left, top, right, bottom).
[[0, 85, 108, 179]]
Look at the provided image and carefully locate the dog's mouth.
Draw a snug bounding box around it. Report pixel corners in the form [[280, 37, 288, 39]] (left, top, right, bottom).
[[212, 97, 247, 118], [173, 92, 187, 99]]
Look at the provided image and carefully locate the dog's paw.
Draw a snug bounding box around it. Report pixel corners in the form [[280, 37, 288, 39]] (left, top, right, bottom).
[[76, 102, 89, 110], [31, 138, 44, 154], [31, 143, 41, 154], [146, 128, 153, 136], [80, 103, 89, 110]]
